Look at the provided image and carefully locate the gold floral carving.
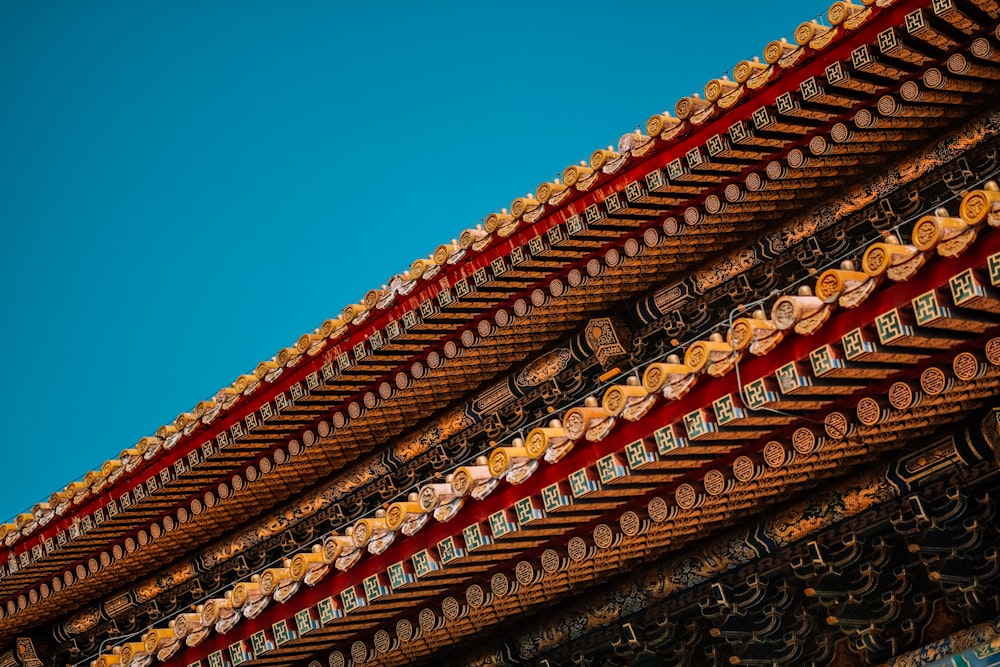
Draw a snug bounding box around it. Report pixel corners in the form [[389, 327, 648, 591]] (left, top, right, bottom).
[[685, 345, 707, 371], [201, 600, 220, 625], [864, 246, 888, 274], [63, 607, 100, 634], [913, 219, 941, 249], [794, 22, 815, 44], [525, 431, 547, 459], [643, 365, 663, 390], [961, 191, 990, 224], [322, 535, 341, 562], [767, 471, 893, 545], [386, 505, 404, 528], [563, 410, 587, 440], [828, 2, 848, 23], [733, 61, 752, 83], [772, 300, 797, 329], [816, 272, 842, 301], [729, 321, 753, 351], [451, 469, 471, 496], [259, 570, 277, 595], [488, 449, 510, 477], [675, 97, 692, 120], [604, 388, 625, 414], [516, 348, 571, 387], [763, 41, 785, 64]]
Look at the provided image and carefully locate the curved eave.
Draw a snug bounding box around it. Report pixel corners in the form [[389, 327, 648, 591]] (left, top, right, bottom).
[[4, 0, 998, 640], [139, 193, 1000, 667]]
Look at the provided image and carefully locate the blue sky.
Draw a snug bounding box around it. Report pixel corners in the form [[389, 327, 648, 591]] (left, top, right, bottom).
[[0, 1, 833, 520]]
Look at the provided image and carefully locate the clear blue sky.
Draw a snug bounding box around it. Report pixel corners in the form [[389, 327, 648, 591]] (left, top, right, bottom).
[[0, 1, 832, 520]]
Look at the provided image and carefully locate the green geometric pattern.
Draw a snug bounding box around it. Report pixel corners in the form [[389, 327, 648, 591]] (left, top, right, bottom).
[[743, 378, 774, 410], [488, 509, 516, 538], [514, 496, 543, 525], [653, 424, 686, 454], [317, 596, 341, 624], [950, 268, 981, 305], [683, 409, 712, 440], [597, 454, 627, 484], [842, 328, 871, 360], [989, 252, 1000, 287], [364, 573, 387, 601], [388, 561, 413, 590], [437, 535, 462, 565], [294, 608, 318, 636], [341, 586, 362, 613], [412, 549, 439, 578], [776, 362, 805, 394], [541, 483, 571, 512], [250, 631, 272, 658], [569, 468, 599, 498], [625, 438, 655, 469], [875, 309, 905, 344], [912, 290, 943, 326], [231, 642, 252, 665], [462, 522, 490, 551], [272, 619, 296, 645], [713, 394, 743, 425], [809, 345, 835, 377]]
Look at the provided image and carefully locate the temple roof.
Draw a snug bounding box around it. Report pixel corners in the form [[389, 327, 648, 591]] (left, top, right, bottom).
[[7, 1, 1000, 666], [0, 2, 893, 552]]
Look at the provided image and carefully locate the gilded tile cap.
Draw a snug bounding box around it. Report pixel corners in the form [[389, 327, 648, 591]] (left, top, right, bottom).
[[684, 334, 731, 373], [93, 652, 121, 667], [259, 565, 293, 595], [232, 373, 259, 394], [763, 38, 796, 64], [100, 460, 121, 478], [510, 195, 539, 219], [828, 2, 863, 25], [193, 399, 216, 419], [289, 548, 325, 579], [385, 497, 424, 531], [352, 515, 387, 548], [641, 356, 689, 392], [794, 20, 829, 45], [814, 263, 869, 305], [143, 627, 175, 651], [733, 58, 768, 84], [318, 317, 344, 338], [434, 242, 458, 265], [230, 579, 260, 608], [590, 147, 619, 170], [674, 95, 710, 121], [959, 183, 1000, 227], [254, 359, 280, 380], [645, 112, 680, 138], [459, 225, 488, 250], [321, 534, 343, 563], [154, 424, 177, 439], [536, 179, 567, 204], [562, 162, 593, 187], [911, 209, 969, 252], [704, 77, 738, 103], [483, 211, 513, 235], [525, 422, 566, 453], [342, 301, 368, 324], [602, 379, 648, 417], [728, 313, 775, 352]]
